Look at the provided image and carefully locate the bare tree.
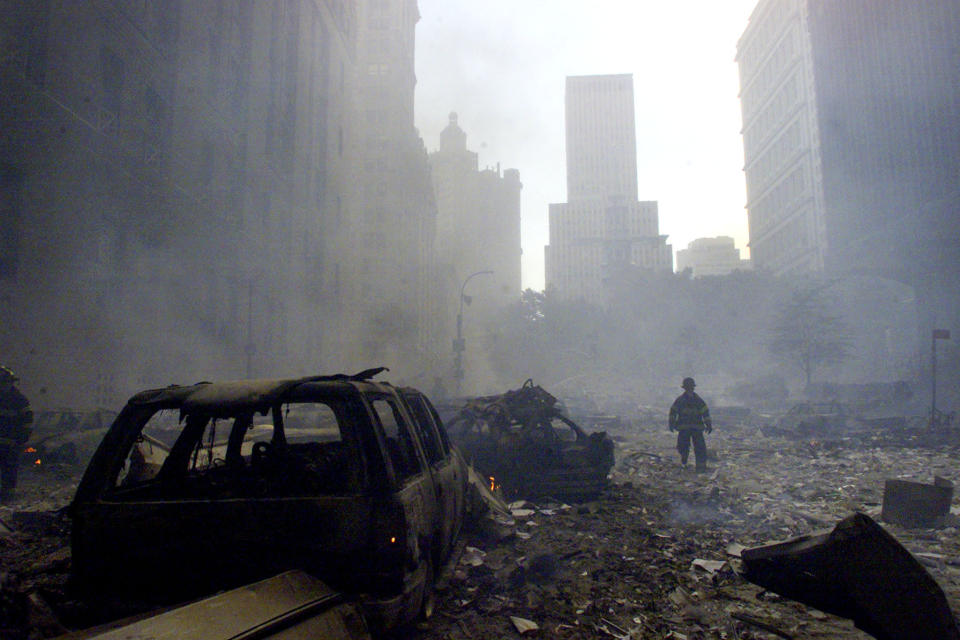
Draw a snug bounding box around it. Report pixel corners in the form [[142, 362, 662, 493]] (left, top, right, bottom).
[[769, 284, 852, 388]]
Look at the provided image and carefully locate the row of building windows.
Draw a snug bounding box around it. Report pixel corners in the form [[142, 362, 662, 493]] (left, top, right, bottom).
[[631, 243, 671, 270], [748, 164, 807, 232], [740, 22, 800, 118], [568, 77, 632, 94], [751, 211, 810, 270], [743, 69, 802, 154], [745, 116, 804, 199], [551, 207, 658, 245], [566, 98, 634, 139], [326, 0, 356, 38], [738, 0, 799, 83]]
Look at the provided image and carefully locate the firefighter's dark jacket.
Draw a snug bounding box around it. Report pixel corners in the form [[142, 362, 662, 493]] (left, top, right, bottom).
[[669, 391, 712, 431], [0, 387, 32, 446]]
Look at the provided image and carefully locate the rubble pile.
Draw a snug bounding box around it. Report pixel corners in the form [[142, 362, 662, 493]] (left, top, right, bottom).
[[408, 423, 960, 639], [2, 419, 960, 638]]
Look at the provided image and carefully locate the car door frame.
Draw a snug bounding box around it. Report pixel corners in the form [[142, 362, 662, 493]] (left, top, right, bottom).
[[397, 389, 464, 565]]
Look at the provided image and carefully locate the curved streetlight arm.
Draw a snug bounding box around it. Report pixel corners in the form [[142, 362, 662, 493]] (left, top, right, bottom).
[[454, 269, 494, 389], [459, 270, 495, 316]]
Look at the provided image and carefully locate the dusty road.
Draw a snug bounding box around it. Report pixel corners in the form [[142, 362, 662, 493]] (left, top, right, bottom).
[[2, 419, 959, 639]]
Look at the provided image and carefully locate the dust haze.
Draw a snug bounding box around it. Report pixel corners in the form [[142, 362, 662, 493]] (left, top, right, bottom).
[[1, 0, 958, 417]]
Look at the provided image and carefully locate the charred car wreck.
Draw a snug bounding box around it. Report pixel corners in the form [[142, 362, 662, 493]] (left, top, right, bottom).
[[444, 379, 614, 500], [69, 369, 466, 631]]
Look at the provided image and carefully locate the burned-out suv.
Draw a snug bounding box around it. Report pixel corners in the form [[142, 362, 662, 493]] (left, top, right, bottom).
[[70, 369, 466, 630]]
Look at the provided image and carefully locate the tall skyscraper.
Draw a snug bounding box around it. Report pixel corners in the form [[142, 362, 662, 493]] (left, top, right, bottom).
[[738, 0, 960, 324], [545, 74, 672, 303]]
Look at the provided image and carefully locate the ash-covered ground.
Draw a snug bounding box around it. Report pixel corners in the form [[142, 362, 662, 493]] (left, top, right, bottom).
[[3, 419, 959, 639]]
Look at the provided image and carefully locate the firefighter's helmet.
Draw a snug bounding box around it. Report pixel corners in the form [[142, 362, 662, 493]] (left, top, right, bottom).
[[681, 377, 696, 390]]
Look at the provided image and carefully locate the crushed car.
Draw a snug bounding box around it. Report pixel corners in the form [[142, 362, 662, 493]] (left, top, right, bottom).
[[69, 368, 467, 631], [444, 379, 615, 500]]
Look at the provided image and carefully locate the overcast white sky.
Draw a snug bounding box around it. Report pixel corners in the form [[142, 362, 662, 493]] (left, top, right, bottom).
[[414, 0, 760, 290]]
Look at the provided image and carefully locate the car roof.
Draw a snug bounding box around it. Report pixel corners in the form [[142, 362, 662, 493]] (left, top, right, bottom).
[[124, 372, 394, 417]]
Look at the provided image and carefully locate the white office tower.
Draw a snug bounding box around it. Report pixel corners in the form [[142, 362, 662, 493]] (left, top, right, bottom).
[[545, 74, 672, 303]]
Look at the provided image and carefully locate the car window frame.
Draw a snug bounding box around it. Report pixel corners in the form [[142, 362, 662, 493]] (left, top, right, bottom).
[[365, 392, 427, 486], [400, 390, 449, 466]]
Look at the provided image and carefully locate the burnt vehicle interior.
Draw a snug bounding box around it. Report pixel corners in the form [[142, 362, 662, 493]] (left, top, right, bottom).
[[107, 389, 375, 501]]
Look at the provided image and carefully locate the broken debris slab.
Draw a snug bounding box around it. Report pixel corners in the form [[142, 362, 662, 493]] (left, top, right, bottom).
[[741, 512, 960, 640], [881, 476, 953, 528], [75, 570, 370, 640]]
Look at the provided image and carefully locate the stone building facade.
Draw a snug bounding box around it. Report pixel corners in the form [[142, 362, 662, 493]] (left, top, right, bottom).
[[427, 113, 522, 385], [676, 236, 751, 278], [736, 0, 826, 275], [0, 0, 442, 407], [337, 0, 441, 374], [738, 0, 960, 295]]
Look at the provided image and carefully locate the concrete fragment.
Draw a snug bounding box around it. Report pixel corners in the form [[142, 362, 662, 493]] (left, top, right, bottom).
[[881, 476, 953, 528], [510, 615, 539, 634], [741, 513, 960, 640], [690, 559, 727, 574], [461, 546, 486, 567], [76, 570, 370, 639]]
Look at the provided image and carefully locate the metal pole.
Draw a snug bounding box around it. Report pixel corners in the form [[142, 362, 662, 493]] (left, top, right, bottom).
[[452, 270, 493, 395], [245, 280, 254, 378], [454, 312, 463, 385], [931, 331, 937, 425]]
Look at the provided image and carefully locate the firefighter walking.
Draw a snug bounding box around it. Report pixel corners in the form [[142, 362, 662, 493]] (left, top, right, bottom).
[[0, 367, 32, 501], [668, 377, 712, 472]]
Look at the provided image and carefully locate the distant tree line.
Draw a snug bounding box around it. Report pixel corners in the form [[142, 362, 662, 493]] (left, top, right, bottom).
[[480, 269, 861, 408]]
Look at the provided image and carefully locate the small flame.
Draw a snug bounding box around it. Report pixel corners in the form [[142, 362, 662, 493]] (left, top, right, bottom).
[[25, 447, 36, 453], [390, 536, 397, 544], [34, 459, 42, 466], [489, 476, 496, 492]]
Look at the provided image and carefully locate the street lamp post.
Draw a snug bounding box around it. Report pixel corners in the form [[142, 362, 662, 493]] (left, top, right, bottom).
[[931, 328, 951, 426], [453, 269, 494, 395], [245, 279, 255, 378]]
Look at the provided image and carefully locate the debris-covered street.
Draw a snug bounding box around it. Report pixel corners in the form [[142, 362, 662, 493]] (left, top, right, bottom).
[[3, 412, 959, 639], [404, 418, 960, 640]]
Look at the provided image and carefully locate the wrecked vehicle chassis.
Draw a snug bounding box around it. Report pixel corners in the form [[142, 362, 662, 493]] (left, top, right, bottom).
[[445, 380, 614, 500], [69, 372, 467, 631]]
